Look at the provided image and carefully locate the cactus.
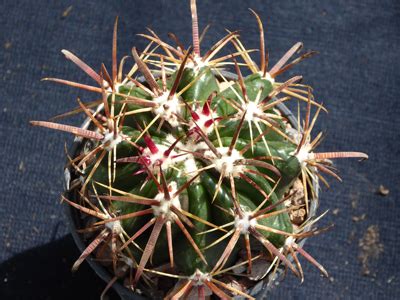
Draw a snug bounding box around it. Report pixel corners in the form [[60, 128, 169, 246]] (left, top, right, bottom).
[[31, 1, 367, 298]]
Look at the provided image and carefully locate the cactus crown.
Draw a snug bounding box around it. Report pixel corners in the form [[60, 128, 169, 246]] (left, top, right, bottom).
[[31, 1, 367, 298]]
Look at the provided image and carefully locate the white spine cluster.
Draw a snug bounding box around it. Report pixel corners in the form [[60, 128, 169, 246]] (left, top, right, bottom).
[[206, 147, 244, 177], [294, 143, 313, 166], [242, 101, 263, 122], [153, 91, 181, 127], [284, 236, 296, 250], [287, 128, 313, 166], [234, 212, 257, 234], [152, 181, 181, 220], [189, 269, 211, 286], [185, 55, 206, 73], [105, 219, 123, 234], [260, 71, 275, 84], [102, 130, 123, 151]]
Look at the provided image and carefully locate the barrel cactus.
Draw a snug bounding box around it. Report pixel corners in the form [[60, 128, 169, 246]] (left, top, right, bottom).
[[31, 0, 367, 298]]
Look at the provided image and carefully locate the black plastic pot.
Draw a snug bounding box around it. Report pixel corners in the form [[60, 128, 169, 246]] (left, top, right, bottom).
[[64, 72, 318, 299]]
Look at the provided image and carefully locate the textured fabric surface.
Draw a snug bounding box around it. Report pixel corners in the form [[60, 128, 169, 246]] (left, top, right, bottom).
[[0, 0, 399, 299]]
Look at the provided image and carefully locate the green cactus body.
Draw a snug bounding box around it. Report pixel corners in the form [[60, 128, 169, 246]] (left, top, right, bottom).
[[176, 67, 219, 102]]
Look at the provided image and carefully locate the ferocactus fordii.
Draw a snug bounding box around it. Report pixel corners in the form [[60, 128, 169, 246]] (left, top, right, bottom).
[[31, 1, 367, 298]]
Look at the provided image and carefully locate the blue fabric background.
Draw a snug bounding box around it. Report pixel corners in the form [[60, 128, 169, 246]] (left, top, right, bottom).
[[1, 0, 399, 299]]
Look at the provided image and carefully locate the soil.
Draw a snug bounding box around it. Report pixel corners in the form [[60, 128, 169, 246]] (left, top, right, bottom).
[[284, 178, 307, 226], [377, 185, 389, 196], [358, 225, 384, 276], [352, 214, 366, 223]]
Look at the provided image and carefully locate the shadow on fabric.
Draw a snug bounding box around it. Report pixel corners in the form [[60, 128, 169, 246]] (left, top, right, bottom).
[[0, 235, 119, 300]]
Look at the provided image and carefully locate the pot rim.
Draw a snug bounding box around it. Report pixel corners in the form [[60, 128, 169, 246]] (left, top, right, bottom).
[[63, 71, 319, 299]]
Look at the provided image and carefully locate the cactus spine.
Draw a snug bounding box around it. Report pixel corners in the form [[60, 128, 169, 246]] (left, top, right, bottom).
[[31, 1, 367, 298]]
